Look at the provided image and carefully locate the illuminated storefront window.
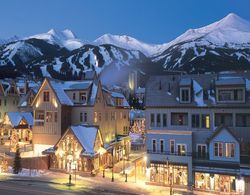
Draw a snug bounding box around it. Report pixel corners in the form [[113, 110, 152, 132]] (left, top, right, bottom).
[[150, 163, 188, 186], [195, 172, 238, 193]]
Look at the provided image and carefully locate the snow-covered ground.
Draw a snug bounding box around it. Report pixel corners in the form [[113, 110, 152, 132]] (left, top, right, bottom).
[[2, 166, 46, 177]]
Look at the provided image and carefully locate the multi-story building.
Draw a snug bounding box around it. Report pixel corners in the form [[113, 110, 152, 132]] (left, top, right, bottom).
[[32, 77, 130, 166], [0, 80, 20, 122], [145, 73, 250, 194]]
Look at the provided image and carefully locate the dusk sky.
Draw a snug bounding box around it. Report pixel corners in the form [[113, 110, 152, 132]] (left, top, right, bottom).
[[1, 0, 250, 44]]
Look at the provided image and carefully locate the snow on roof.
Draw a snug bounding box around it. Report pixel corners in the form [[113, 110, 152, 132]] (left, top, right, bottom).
[[135, 87, 145, 94], [48, 79, 93, 106], [215, 77, 245, 86], [193, 80, 206, 106], [89, 82, 98, 105], [179, 78, 192, 86], [6, 112, 33, 127], [70, 125, 98, 156], [129, 109, 145, 120]]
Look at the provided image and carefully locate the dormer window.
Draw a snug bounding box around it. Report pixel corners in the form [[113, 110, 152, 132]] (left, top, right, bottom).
[[217, 89, 244, 102], [79, 92, 87, 104], [180, 88, 190, 103]]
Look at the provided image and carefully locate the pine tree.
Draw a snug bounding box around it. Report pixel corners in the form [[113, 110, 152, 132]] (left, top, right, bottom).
[[13, 145, 22, 174]]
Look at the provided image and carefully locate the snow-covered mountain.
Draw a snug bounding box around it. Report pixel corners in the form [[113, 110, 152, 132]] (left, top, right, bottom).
[[94, 34, 165, 57], [27, 29, 84, 50], [0, 13, 250, 81], [151, 13, 250, 73]]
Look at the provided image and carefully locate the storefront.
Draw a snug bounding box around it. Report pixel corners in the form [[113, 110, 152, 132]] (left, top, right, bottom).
[[150, 163, 188, 186], [45, 125, 107, 173], [195, 172, 245, 193]]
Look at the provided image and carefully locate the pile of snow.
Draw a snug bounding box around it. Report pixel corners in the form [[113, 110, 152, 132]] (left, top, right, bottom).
[[7, 167, 44, 177], [193, 80, 206, 106]]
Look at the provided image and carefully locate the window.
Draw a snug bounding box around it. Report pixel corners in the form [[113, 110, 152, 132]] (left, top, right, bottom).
[[163, 114, 167, 127], [152, 139, 156, 152], [218, 89, 244, 102], [201, 114, 210, 129], [54, 112, 57, 122], [150, 113, 155, 127], [171, 113, 188, 126], [192, 114, 200, 128], [43, 91, 50, 102], [160, 140, 164, 153], [177, 144, 186, 156], [226, 143, 235, 158], [215, 113, 233, 126], [80, 112, 83, 122], [180, 88, 190, 103], [105, 112, 108, 120], [84, 113, 87, 122], [170, 140, 175, 154], [98, 113, 101, 121], [34, 110, 45, 126], [236, 114, 250, 127], [94, 112, 97, 123], [80, 92, 87, 104], [4, 99, 7, 106], [46, 112, 53, 122], [123, 112, 127, 119], [73, 93, 76, 100], [214, 142, 223, 157], [197, 144, 206, 158], [156, 113, 161, 127], [120, 112, 123, 119]]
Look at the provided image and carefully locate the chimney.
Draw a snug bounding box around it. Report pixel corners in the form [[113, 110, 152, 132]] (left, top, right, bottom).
[[25, 80, 29, 94]]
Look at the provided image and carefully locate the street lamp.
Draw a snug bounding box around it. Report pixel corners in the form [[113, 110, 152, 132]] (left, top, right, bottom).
[[111, 148, 114, 182], [166, 157, 173, 195]]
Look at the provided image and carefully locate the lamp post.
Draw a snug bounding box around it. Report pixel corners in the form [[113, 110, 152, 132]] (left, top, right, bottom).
[[166, 157, 173, 195], [111, 148, 114, 182], [68, 161, 72, 185]]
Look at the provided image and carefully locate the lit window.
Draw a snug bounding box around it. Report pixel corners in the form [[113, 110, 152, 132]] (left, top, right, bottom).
[[94, 112, 97, 123], [46, 112, 53, 122], [177, 144, 186, 156], [226, 143, 235, 158]]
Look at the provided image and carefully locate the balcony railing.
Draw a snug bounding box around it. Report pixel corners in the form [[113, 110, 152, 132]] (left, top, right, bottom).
[[147, 150, 192, 157]]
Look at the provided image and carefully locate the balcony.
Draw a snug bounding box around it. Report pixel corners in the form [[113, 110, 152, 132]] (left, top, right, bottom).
[[147, 150, 192, 157]]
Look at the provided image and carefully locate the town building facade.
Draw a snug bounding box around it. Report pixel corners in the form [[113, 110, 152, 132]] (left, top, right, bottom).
[[145, 73, 250, 194], [32, 77, 131, 170]]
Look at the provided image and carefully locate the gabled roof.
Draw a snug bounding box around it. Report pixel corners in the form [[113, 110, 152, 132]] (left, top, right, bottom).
[[207, 126, 240, 144], [70, 125, 99, 156], [6, 112, 33, 127]]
